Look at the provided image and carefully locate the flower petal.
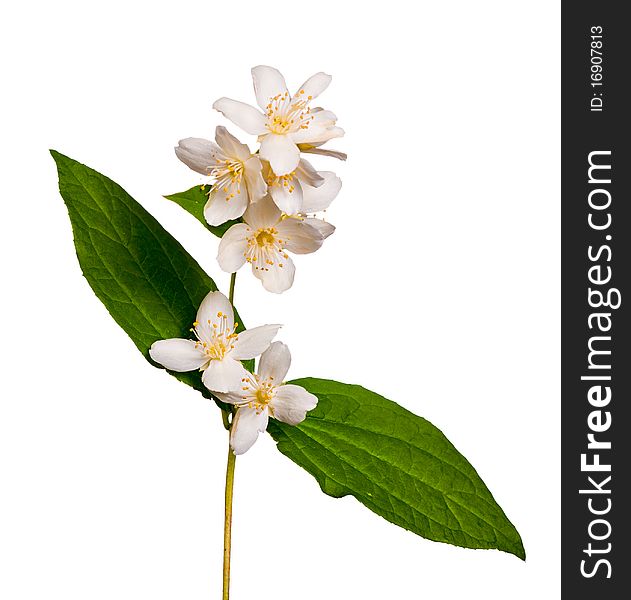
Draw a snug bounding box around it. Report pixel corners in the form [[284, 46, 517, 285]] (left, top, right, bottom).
[[252, 65, 289, 110], [269, 177, 303, 214], [214, 390, 247, 405], [149, 339, 206, 372], [272, 384, 318, 425], [202, 356, 248, 393], [215, 373, 256, 405], [204, 187, 248, 226], [213, 97, 267, 135], [294, 72, 332, 100], [259, 134, 300, 176], [175, 138, 221, 175], [254, 256, 296, 294], [296, 158, 325, 188], [232, 324, 281, 360], [214, 126, 251, 161], [243, 194, 281, 230], [258, 341, 291, 382], [301, 171, 342, 213], [230, 406, 269, 455], [276, 219, 323, 254], [309, 108, 338, 125], [217, 223, 250, 273], [298, 144, 347, 161], [243, 156, 267, 203], [196, 291, 234, 342], [291, 124, 345, 145], [304, 217, 335, 239]]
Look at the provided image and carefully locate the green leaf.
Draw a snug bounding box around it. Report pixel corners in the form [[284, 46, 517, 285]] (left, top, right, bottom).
[[52, 150, 523, 559], [164, 185, 240, 237], [268, 378, 525, 560], [50, 150, 246, 398]]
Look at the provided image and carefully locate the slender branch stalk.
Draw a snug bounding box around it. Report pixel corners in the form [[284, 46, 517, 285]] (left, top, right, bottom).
[[229, 272, 236, 305], [222, 440, 236, 600], [220, 407, 231, 430], [222, 271, 237, 600]]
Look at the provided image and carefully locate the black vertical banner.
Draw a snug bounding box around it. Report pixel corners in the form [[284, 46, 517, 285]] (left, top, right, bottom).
[[562, 1, 630, 598]]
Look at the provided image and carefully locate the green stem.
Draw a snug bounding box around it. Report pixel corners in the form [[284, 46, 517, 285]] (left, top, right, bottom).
[[229, 272, 236, 305], [222, 440, 236, 600], [220, 408, 231, 430], [222, 271, 237, 600]]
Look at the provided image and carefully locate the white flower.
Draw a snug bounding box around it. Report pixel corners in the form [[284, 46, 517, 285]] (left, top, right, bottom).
[[149, 291, 280, 393], [279, 168, 341, 239], [213, 65, 344, 176], [217, 195, 324, 294], [216, 342, 318, 454], [175, 126, 267, 226], [262, 157, 339, 215]]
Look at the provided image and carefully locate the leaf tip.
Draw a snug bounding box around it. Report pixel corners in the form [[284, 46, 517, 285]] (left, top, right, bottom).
[[49, 149, 72, 172], [501, 531, 526, 561], [514, 540, 526, 561]]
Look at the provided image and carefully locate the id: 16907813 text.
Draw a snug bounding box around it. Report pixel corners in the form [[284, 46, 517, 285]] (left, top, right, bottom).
[[590, 25, 603, 112]]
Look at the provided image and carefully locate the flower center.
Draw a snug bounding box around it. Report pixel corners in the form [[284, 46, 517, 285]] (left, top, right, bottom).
[[265, 167, 297, 194], [265, 90, 315, 135], [205, 338, 228, 360], [191, 311, 239, 364], [255, 229, 276, 247], [255, 387, 273, 406], [210, 158, 245, 201], [239, 376, 276, 414], [245, 226, 289, 272]]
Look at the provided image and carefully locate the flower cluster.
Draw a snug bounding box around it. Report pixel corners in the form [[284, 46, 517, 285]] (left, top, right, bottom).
[[150, 291, 317, 454], [176, 66, 344, 293], [151, 66, 343, 454]]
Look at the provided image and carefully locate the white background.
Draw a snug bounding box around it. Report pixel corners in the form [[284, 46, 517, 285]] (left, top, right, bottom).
[[0, 1, 560, 598]]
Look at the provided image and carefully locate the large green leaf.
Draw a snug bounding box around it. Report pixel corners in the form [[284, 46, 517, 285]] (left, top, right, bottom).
[[50, 150, 239, 398], [52, 150, 523, 559], [268, 378, 525, 559], [164, 185, 240, 237]]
